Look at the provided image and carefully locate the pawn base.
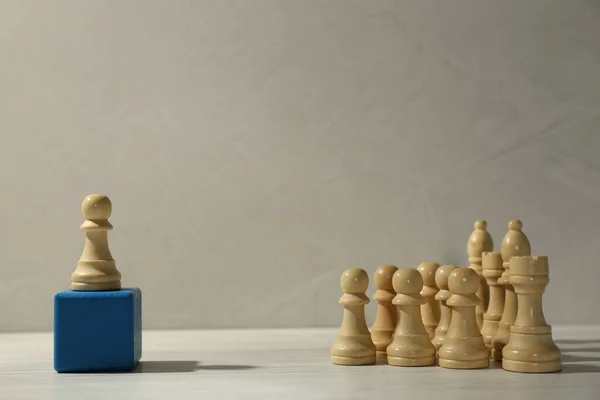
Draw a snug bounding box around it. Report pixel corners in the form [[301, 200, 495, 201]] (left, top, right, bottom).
[[388, 355, 435, 367], [438, 357, 489, 369], [331, 354, 376, 366], [502, 358, 561, 373], [375, 351, 388, 360]]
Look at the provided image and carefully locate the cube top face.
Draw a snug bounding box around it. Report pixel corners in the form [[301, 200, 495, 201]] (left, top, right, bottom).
[[54, 287, 142, 373]]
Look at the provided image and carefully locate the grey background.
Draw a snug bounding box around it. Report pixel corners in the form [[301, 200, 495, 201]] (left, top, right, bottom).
[[1, 0, 599, 332]]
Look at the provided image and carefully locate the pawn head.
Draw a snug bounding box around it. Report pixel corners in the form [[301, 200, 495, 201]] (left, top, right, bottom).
[[508, 219, 523, 231], [82, 194, 112, 220], [435, 264, 458, 290], [448, 268, 479, 295], [392, 268, 423, 295], [340, 268, 369, 294], [374, 264, 398, 291], [417, 262, 439, 287], [474, 220, 487, 230]]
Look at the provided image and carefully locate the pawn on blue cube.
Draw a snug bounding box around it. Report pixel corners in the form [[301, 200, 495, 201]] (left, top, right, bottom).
[[54, 194, 142, 373]]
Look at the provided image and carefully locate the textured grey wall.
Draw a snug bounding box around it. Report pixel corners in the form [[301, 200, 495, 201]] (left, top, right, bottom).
[[1, 0, 599, 331]]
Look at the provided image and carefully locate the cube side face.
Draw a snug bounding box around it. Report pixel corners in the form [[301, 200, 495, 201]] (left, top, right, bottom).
[[132, 287, 142, 363], [54, 288, 142, 373]]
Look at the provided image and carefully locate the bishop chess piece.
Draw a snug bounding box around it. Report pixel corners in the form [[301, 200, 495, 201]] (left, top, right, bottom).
[[491, 220, 531, 361], [502, 256, 561, 373], [331, 268, 376, 365], [386, 268, 436, 367], [481, 251, 504, 350], [71, 194, 122, 290], [417, 262, 440, 339], [438, 268, 489, 369], [467, 220, 493, 330], [371, 265, 398, 360]]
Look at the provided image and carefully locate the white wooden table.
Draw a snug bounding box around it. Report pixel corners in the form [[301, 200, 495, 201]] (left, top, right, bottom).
[[1, 326, 599, 399]]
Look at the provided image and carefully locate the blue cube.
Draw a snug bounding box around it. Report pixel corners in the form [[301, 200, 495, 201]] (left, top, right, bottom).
[[54, 288, 142, 373]]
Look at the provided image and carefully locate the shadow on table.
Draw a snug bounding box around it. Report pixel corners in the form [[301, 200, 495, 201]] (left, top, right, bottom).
[[132, 361, 258, 373], [556, 339, 600, 345], [561, 363, 600, 374], [562, 353, 600, 363]]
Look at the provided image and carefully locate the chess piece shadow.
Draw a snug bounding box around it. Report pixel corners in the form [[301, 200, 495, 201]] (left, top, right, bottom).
[[556, 339, 600, 346], [558, 347, 600, 353], [560, 363, 600, 374], [561, 354, 600, 363], [196, 363, 258, 371], [132, 361, 257, 373]]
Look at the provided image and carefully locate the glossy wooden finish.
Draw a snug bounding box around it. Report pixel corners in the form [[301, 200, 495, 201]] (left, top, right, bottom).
[[502, 256, 561, 373], [371, 265, 398, 360], [481, 252, 504, 351], [330, 268, 376, 365], [417, 262, 441, 339], [491, 220, 531, 361], [467, 220, 494, 330], [432, 264, 458, 352], [387, 268, 436, 366], [439, 268, 489, 369], [71, 194, 122, 291]]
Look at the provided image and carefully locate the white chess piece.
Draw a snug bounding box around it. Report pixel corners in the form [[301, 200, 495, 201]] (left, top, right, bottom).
[[371, 265, 398, 360], [491, 220, 531, 361], [467, 220, 493, 329], [502, 256, 561, 373], [417, 262, 440, 339], [386, 268, 436, 367], [71, 194, 122, 291], [330, 268, 376, 365], [432, 264, 458, 352], [438, 268, 489, 369]]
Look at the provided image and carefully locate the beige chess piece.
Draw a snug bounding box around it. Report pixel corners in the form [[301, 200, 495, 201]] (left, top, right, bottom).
[[71, 194, 122, 291], [438, 268, 489, 369], [417, 262, 440, 340], [491, 220, 531, 361], [467, 220, 493, 330], [432, 264, 458, 352], [386, 268, 436, 367], [502, 256, 561, 373], [481, 252, 504, 351], [331, 268, 376, 365], [371, 265, 399, 360]]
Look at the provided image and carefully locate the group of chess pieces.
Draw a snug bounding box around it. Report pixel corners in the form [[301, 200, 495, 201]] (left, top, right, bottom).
[[330, 220, 562, 373]]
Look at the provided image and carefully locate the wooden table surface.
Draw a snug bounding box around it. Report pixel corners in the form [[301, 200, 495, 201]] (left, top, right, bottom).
[[1, 326, 599, 399]]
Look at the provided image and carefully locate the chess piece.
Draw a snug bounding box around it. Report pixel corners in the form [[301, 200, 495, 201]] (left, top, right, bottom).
[[467, 220, 493, 330], [386, 268, 436, 367], [491, 220, 531, 361], [432, 264, 458, 352], [71, 194, 122, 291], [502, 256, 561, 373], [417, 262, 440, 340], [438, 268, 489, 369], [331, 268, 376, 365], [481, 252, 504, 351], [371, 265, 399, 360]]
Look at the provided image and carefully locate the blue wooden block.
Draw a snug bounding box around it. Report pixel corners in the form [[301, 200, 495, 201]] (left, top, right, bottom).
[[54, 288, 142, 373]]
